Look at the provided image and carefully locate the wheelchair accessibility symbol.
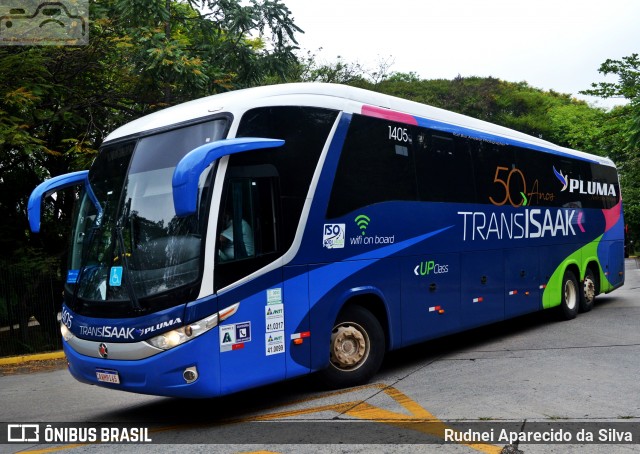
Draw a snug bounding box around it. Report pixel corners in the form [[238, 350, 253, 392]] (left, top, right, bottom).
[[109, 266, 123, 287]]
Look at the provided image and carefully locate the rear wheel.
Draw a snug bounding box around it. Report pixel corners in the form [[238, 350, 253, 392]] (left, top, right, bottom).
[[580, 267, 597, 313], [559, 269, 579, 320], [319, 305, 385, 388]]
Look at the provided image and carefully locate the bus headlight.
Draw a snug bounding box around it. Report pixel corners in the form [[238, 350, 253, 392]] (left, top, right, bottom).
[[60, 322, 74, 342], [147, 313, 218, 350], [146, 302, 239, 351]]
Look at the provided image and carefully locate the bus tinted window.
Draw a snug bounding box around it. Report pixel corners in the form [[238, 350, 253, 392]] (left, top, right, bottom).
[[235, 106, 338, 251], [327, 114, 418, 218], [514, 148, 619, 209], [414, 130, 476, 203], [472, 140, 519, 206], [214, 172, 280, 290], [128, 119, 228, 174], [590, 163, 620, 209]]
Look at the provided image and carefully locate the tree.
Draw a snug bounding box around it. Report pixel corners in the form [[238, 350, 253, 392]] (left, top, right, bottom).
[[580, 53, 640, 148], [97, 0, 303, 105], [291, 50, 397, 87], [545, 102, 608, 153], [1, 0, 305, 256], [370, 76, 595, 146], [581, 54, 640, 252], [0, 0, 305, 341]]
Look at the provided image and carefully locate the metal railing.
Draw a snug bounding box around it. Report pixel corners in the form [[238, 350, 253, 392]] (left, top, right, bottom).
[[0, 263, 62, 358]]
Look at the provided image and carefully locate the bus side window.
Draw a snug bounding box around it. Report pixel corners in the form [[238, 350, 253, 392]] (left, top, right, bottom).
[[472, 140, 516, 206], [215, 174, 281, 290], [218, 179, 253, 262], [327, 114, 418, 218], [414, 131, 476, 203]]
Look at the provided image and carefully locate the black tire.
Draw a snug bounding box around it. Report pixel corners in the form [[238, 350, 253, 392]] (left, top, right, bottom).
[[579, 267, 597, 313], [559, 269, 579, 320], [318, 305, 385, 389]]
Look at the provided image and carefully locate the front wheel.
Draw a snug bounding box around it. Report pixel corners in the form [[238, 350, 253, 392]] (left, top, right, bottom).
[[559, 269, 579, 320], [318, 305, 385, 389], [580, 268, 597, 313]]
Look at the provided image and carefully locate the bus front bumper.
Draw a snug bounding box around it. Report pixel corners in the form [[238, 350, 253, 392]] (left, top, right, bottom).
[[63, 329, 221, 399]]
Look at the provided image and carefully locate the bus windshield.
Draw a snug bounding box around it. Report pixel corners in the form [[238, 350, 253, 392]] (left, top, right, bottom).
[[66, 118, 228, 313]]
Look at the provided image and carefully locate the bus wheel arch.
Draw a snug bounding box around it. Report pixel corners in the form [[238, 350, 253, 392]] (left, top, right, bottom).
[[319, 297, 387, 388], [580, 263, 600, 313]]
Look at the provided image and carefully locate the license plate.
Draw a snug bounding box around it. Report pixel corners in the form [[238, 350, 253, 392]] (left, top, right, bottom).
[[96, 368, 120, 384]]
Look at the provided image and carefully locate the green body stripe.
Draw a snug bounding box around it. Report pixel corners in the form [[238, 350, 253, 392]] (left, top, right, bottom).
[[542, 235, 611, 309]]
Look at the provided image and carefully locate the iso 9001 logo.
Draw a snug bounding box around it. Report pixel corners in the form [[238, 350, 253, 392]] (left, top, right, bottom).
[[323, 223, 345, 249]]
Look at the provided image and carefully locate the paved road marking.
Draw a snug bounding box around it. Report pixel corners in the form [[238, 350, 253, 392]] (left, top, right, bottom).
[[21, 383, 502, 453], [241, 383, 502, 453]]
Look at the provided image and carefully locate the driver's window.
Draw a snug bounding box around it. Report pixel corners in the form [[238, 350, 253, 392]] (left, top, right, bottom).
[[218, 179, 255, 262], [214, 174, 280, 290]]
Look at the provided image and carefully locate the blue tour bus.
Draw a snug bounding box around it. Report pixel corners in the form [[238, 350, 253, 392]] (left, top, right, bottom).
[[28, 83, 625, 398]]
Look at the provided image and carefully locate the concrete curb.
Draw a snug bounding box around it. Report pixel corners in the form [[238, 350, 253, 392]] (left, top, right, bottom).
[[0, 351, 65, 366]]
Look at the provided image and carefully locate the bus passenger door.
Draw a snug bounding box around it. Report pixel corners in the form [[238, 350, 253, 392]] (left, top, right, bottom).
[[401, 253, 461, 345], [217, 278, 286, 396], [215, 170, 291, 394], [603, 240, 625, 289], [504, 247, 541, 317], [460, 250, 504, 329]]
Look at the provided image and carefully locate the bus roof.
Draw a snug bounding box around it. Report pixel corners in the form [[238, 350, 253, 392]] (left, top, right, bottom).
[[104, 82, 615, 167]]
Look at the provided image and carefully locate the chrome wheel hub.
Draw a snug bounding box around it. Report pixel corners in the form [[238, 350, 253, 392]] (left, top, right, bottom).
[[564, 279, 577, 310], [584, 278, 595, 303], [330, 323, 368, 370]]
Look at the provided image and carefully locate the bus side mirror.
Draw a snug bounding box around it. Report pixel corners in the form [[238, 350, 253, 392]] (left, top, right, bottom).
[[28, 170, 90, 233], [172, 137, 285, 217]]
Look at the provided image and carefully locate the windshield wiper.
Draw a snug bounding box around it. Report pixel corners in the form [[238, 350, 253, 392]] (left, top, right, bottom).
[[69, 224, 101, 309], [115, 226, 143, 312], [115, 198, 143, 312]]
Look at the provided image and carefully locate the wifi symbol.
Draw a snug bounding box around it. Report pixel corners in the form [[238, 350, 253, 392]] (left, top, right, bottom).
[[355, 214, 370, 236]]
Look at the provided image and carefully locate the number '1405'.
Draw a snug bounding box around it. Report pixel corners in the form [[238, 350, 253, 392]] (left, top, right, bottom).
[[389, 126, 409, 142]]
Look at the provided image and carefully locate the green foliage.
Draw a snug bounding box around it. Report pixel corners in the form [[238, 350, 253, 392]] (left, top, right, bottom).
[[386, 72, 421, 84], [580, 54, 640, 250], [581, 54, 640, 100], [0, 0, 305, 280], [91, 0, 303, 105], [581, 53, 640, 151], [292, 50, 373, 85], [370, 76, 594, 147], [545, 103, 608, 153]]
